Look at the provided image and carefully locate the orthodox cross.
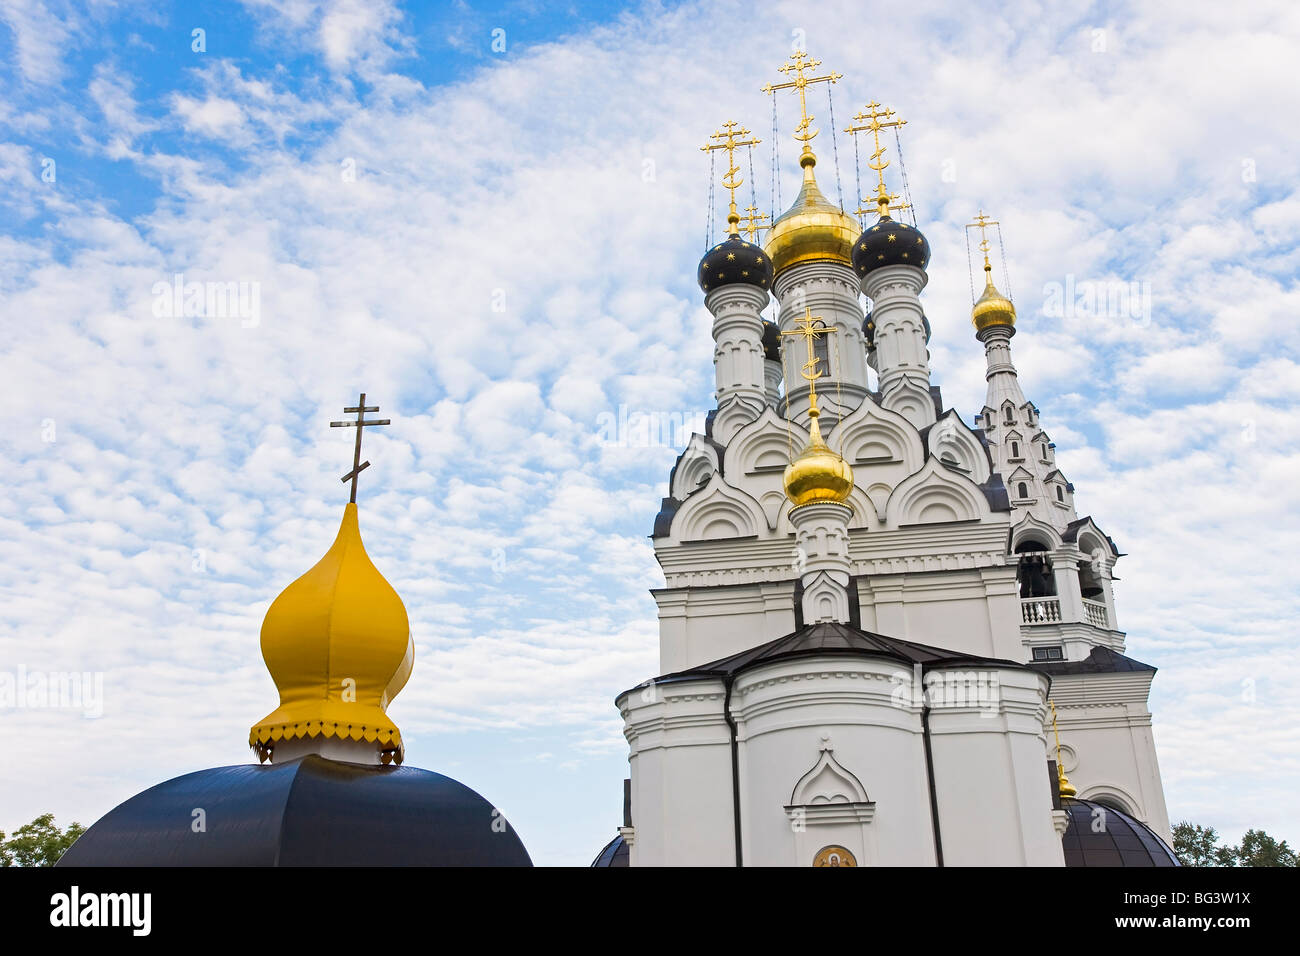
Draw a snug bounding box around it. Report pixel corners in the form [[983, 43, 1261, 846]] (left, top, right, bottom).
[[761, 51, 842, 162], [1048, 699, 1076, 797], [329, 392, 390, 503], [967, 209, 999, 270], [780, 307, 835, 413], [845, 101, 908, 217], [701, 121, 762, 236], [739, 203, 770, 242]]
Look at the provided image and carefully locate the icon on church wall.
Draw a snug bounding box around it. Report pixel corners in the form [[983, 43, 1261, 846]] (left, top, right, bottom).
[[813, 844, 857, 867]]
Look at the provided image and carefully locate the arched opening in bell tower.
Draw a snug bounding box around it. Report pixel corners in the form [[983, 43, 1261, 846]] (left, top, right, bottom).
[[1014, 539, 1056, 597]]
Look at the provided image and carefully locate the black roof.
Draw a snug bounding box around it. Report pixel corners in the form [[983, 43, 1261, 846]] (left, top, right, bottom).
[[57, 755, 532, 867], [620, 621, 1031, 698], [1030, 645, 1156, 676], [1062, 798, 1179, 867], [591, 833, 630, 867], [1063, 515, 1122, 555]]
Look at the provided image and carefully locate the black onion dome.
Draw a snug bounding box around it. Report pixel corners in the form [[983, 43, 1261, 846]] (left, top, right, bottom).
[[852, 216, 931, 277], [1061, 798, 1179, 867], [761, 320, 780, 361], [56, 755, 533, 867], [698, 235, 773, 294], [590, 833, 630, 867]]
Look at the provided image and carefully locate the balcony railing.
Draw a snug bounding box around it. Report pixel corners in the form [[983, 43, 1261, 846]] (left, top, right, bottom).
[[1021, 597, 1060, 624], [1082, 598, 1109, 628]]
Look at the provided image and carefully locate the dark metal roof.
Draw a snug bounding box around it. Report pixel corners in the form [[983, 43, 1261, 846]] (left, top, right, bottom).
[[1062, 798, 1179, 867], [1029, 645, 1156, 676], [620, 621, 1031, 699], [590, 833, 630, 867], [57, 755, 532, 867], [1062, 515, 1121, 555]]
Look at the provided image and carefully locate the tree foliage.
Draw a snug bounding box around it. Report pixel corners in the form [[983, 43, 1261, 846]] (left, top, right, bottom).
[[1173, 820, 1297, 867], [0, 813, 85, 867]]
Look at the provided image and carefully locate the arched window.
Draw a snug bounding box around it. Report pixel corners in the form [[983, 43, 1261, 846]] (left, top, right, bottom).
[[1010, 440, 1020, 458], [1014, 539, 1056, 597], [1003, 405, 1015, 425], [1056, 486, 1064, 502], [1017, 482, 1028, 499]]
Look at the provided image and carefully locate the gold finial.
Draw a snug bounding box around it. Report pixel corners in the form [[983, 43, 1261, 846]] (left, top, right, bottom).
[[779, 308, 854, 507], [1050, 700, 1077, 799], [762, 51, 843, 170], [967, 210, 1016, 333], [967, 209, 999, 275], [739, 203, 770, 241], [702, 121, 761, 237], [845, 101, 908, 218]]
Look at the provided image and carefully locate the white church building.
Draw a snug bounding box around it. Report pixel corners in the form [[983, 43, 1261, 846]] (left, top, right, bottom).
[[593, 54, 1175, 869]]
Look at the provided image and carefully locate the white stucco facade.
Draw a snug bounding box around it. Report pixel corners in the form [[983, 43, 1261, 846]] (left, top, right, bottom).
[[618, 196, 1171, 866]]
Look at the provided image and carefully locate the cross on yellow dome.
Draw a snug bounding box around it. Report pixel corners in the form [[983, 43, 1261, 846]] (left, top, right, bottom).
[[780, 309, 854, 507], [250, 396, 412, 765]]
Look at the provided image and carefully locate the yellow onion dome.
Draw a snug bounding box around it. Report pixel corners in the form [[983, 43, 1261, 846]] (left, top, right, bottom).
[[763, 155, 858, 278], [250, 502, 414, 762], [783, 407, 855, 507], [972, 266, 1017, 335]]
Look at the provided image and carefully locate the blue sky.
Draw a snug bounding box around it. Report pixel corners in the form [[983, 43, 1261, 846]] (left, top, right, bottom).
[[1, 0, 1298, 865]]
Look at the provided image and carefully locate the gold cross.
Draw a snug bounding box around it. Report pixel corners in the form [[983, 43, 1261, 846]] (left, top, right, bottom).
[[1049, 699, 1076, 798], [738, 203, 769, 241], [701, 120, 761, 236], [967, 209, 999, 271], [761, 51, 842, 163], [780, 307, 834, 414], [845, 101, 907, 217], [329, 392, 391, 503]]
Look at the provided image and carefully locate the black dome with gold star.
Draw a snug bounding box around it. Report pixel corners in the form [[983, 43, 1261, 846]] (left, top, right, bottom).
[[852, 216, 931, 277], [698, 235, 773, 294]]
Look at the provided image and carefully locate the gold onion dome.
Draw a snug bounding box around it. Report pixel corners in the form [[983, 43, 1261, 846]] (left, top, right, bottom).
[[783, 406, 855, 507], [250, 502, 414, 762], [972, 266, 1017, 335], [763, 156, 858, 278]]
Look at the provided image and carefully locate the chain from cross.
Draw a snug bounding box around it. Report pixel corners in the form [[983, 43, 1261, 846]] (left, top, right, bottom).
[[329, 392, 391, 503], [701, 121, 762, 236], [780, 307, 836, 416], [739, 203, 769, 241], [967, 209, 999, 268], [845, 101, 908, 217], [761, 51, 842, 160]]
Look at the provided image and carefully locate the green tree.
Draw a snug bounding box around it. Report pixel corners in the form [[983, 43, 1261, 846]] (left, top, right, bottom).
[[0, 813, 85, 867], [1172, 821, 1225, 867], [1173, 821, 1298, 867], [1235, 829, 1298, 867]]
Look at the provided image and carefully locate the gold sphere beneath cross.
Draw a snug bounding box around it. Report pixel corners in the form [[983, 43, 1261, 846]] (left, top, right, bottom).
[[783, 416, 855, 507]]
